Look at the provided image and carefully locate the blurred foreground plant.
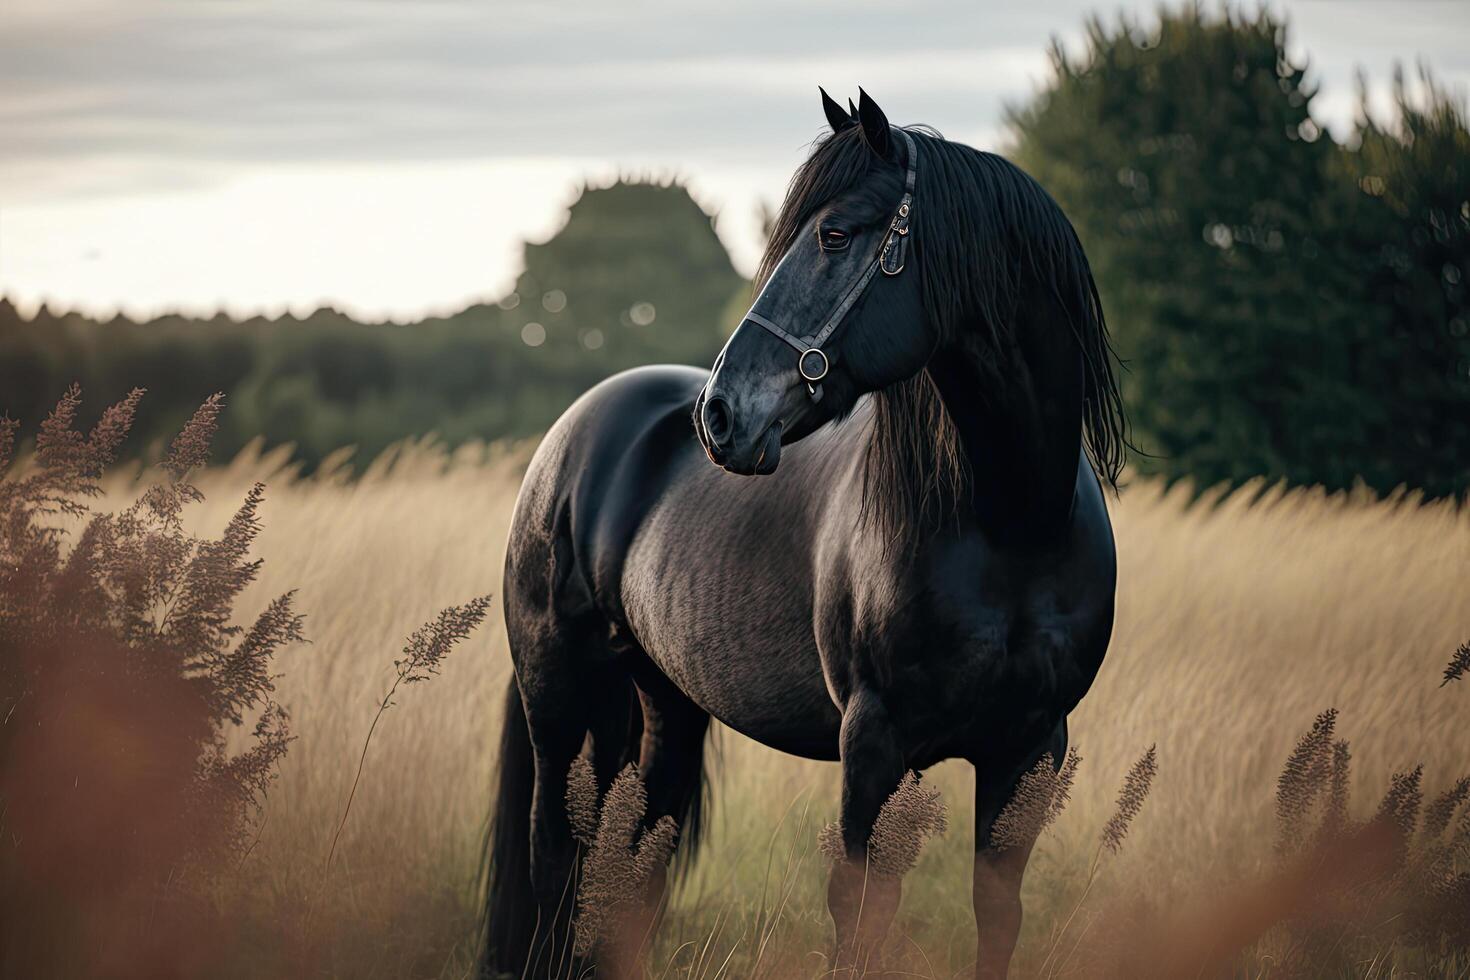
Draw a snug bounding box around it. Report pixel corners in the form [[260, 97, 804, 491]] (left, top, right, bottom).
[[1098, 654, 1470, 979], [0, 386, 303, 977], [566, 759, 679, 966], [1248, 699, 1470, 975]]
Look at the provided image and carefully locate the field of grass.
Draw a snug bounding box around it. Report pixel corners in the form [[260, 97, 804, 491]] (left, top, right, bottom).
[[113, 439, 1467, 979]]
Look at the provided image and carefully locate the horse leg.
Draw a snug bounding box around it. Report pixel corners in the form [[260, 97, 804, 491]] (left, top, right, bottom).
[[972, 720, 1069, 980], [594, 658, 710, 979], [827, 686, 906, 975], [635, 662, 710, 844], [586, 671, 637, 792], [515, 618, 611, 979]]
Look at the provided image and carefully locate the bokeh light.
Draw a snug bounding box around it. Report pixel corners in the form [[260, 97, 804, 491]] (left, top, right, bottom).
[[629, 301, 656, 326]]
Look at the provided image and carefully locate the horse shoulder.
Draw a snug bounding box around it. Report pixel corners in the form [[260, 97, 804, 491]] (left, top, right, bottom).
[[506, 366, 707, 623]]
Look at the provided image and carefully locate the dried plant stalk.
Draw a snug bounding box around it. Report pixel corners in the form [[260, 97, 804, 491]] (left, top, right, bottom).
[[1039, 745, 1159, 977], [572, 763, 680, 957], [868, 772, 949, 878], [1275, 709, 1338, 855], [817, 771, 948, 879], [991, 749, 1082, 851], [1321, 739, 1353, 841], [566, 755, 601, 847], [1376, 765, 1425, 842], [1422, 777, 1470, 840], [1443, 641, 1470, 688], [1101, 744, 1158, 855], [321, 596, 492, 878]]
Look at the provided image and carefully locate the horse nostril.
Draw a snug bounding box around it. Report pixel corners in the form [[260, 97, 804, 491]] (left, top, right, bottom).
[[702, 396, 734, 447]]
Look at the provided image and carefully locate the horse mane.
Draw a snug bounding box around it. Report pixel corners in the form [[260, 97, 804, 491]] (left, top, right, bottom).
[[756, 125, 1127, 546]]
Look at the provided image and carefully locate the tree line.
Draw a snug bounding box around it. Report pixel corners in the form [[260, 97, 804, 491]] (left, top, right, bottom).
[[0, 181, 745, 468]]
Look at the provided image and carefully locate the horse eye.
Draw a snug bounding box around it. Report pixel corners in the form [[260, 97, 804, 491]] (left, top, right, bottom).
[[819, 228, 850, 252]]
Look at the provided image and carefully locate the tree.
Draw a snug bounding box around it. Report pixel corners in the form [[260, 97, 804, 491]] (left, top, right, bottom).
[[1329, 70, 1470, 496], [509, 179, 745, 367], [1009, 8, 1469, 496]]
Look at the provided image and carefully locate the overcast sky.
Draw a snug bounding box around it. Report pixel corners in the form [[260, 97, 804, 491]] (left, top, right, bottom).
[[2, 0, 1467, 320]]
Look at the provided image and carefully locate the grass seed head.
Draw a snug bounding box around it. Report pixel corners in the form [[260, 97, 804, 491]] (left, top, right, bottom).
[[817, 772, 949, 878], [991, 750, 1082, 851], [1276, 709, 1338, 854], [1443, 641, 1470, 688], [1101, 745, 1157, 856], [565, 755, 601, 848], [1421, 776, 1469, 841], [817, 821, 845, 864], [1321, 739, 1354, 841], [394, 595, 492, 686], [867, 771, 949, 878], [1376, 764, 1425, 844], [571, 762, 680, 957]]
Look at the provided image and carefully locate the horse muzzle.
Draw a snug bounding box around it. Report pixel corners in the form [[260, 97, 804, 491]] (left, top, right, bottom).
[[695, 391, 783, 476]]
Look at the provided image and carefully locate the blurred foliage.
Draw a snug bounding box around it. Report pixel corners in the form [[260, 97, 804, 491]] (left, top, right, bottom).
[[1009, 7, 1469, 496], [0, 181, 746, 468], [3, 7, 1467, 497]]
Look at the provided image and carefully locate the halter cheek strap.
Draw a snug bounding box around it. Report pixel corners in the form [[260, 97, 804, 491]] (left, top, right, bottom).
[[741, 127, 918, 402]]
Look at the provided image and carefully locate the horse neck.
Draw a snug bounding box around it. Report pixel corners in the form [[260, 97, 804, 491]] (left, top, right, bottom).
[[925, 292, 1085, 546]]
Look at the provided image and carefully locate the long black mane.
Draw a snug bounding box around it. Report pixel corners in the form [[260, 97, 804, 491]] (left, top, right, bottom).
[[757, 125, 1127, 542]]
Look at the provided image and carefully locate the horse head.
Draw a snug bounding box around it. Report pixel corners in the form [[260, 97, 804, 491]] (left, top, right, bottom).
[[693, 89, 932, 475]]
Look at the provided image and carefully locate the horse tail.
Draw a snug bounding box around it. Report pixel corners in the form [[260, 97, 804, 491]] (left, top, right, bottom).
[[479, 676, 536, 978]]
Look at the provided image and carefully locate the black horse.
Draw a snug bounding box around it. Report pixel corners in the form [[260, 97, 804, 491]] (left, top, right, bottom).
[[481, 89, 1126, 979]]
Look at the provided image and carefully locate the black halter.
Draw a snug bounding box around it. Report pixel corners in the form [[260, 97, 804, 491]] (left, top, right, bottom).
[[741, 127, 918, 402]]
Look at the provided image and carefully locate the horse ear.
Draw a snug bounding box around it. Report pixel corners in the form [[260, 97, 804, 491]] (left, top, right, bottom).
[[847, 98, 859, 122], [820, 87, 856, 134], [856, 88, 892, 158]]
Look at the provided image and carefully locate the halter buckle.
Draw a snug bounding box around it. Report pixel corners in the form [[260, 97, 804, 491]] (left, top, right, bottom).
[[880, 200, 911, 276], [880, 228, 908, 276]]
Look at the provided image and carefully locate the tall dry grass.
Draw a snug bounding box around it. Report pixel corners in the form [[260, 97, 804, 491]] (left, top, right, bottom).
[[89, 442, 1467, 978]]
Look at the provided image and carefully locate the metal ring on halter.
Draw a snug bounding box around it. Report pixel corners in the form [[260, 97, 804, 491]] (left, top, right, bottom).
[[798, 348, 829, 383]]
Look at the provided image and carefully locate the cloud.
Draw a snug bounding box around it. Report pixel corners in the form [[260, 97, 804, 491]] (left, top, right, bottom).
[[0, 1, 1068, 181], [5, 0, 1466, 198], [2, 0, 1466, 316]]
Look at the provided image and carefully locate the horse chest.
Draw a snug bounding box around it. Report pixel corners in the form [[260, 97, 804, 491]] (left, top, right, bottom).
[[838, 558, 1103, 761]]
